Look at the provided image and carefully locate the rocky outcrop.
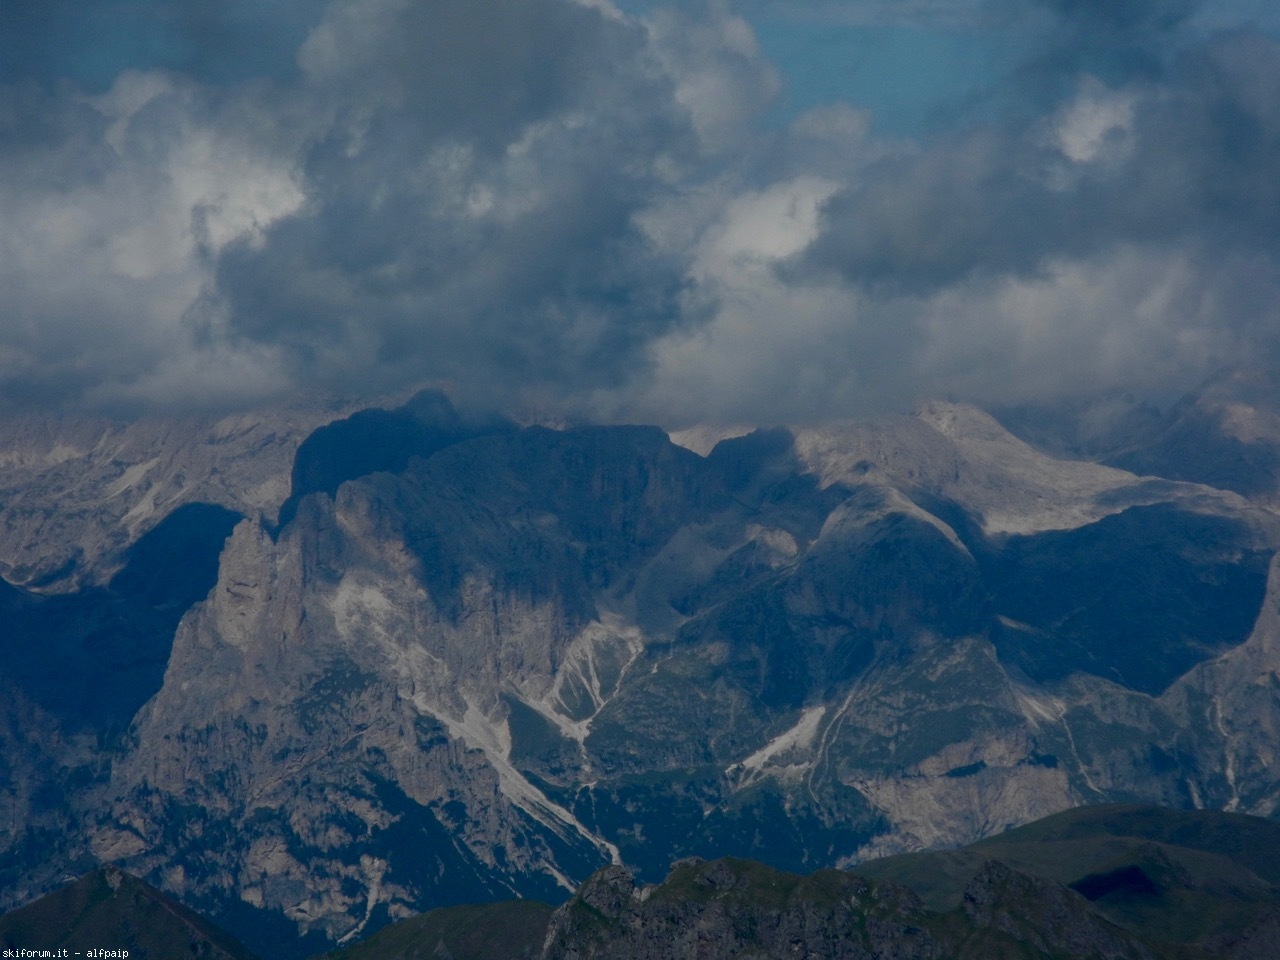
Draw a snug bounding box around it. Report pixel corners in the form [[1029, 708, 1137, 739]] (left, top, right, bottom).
[[541, 859, 944, 960], [539, 856, 1167, 960]]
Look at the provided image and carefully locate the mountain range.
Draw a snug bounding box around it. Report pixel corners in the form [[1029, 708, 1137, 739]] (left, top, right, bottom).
[[1, 367, 1278, 955]]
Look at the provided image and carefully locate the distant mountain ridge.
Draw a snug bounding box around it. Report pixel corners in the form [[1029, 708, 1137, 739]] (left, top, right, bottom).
[[11, 805, 1277, 960], [2, 374, 1280, 954]]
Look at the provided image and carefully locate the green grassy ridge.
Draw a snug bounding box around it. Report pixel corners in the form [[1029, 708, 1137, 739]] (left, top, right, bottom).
[[542, 855, 1159, 960], [974, 803, 1280, 883], [318, 900, 553, 960], [0, 866, 258, 960], [855, 804, 1280, 945]]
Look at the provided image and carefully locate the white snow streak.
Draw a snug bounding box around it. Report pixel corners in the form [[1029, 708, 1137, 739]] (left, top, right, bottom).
[[426, 695, 622, 867], [735, 705, 826, 779]]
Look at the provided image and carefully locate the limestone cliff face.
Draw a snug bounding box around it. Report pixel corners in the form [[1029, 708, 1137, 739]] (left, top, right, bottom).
[[104, 509, 603, 943], [5, 391, 1280, 954], [101, 426, 722, 942]]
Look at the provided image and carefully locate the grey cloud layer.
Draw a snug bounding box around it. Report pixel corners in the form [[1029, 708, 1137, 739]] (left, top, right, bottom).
[[0, 0, 1277, 421], [787, 31, 1280, 403], [810, 34, 1280, 289], [207, 0, 699, 407]]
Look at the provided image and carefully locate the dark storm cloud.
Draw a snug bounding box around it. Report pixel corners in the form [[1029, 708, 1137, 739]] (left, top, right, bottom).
[[199, 0, 701, 406], [806, 30, 1280, 288], [0, 0, 739, 413], [808, 32, 1280, 286]]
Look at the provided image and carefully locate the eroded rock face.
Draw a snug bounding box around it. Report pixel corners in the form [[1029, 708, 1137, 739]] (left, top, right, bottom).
[[5, 387, 1280, 954], [0, 401, 357, 591]]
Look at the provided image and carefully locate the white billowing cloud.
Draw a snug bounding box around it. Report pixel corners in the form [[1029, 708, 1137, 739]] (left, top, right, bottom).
[[632, 176, 874, 426], [695, 175, 841, 276], [644, 2, 780, 154], [0, 71, 305, 409], [94, 74, 305, 269], [1047, 77, 1136, 165], [908, 245, 1235, 405]]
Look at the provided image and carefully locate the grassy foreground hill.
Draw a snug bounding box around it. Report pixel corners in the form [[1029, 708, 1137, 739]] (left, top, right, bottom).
[[855, 803, 1280, 946], [0, 865, 258, 959], [320, 901, 553, 960]]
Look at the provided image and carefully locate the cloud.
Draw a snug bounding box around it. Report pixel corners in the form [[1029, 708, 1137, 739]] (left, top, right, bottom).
[[202, 0, 715, 410], [0, 0, 1276, 423], [805, 30, 1280, 291], [642, 2, 780, 153], [623, 25, 1280, 424], [0, 71, 306, 411], [0, 0, 755, 413]]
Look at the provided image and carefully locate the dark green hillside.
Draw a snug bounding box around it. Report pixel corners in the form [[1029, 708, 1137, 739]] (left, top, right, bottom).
[[0, 866, 258, 959], [321, 900, 553, 960], [856, 804, 1280, 945]]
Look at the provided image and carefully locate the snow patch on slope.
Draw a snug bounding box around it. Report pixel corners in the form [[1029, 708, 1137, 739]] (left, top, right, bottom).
[[106, 458, 160, 499], [531, 613, 646, 743], [428, 696, 621, 872], [729, 705, 826, 784]]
